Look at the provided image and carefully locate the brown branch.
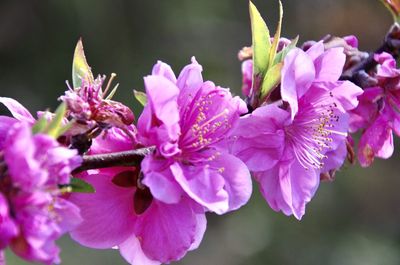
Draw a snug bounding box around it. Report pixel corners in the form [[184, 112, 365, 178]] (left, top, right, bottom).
[[72, 146, 155, 174], [341, 23, 400, 85]]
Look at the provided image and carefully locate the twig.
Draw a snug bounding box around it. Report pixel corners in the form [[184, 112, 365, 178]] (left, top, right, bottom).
[[72, 146, 155, 174]]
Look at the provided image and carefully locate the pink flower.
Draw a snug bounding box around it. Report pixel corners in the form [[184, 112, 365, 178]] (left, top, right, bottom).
[[0, 122, 82, 264], [60, 75, 135, 132], [349, 52, 400, 167], [0, 98, 82, 264], [69, 128, 205, 265], [70, 58, 252, 264], [138, 57, 251, 215], [231, 42, 362, 219]]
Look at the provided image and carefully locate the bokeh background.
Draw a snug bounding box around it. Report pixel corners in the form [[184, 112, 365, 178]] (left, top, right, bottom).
[[1, 0, 400, 264]]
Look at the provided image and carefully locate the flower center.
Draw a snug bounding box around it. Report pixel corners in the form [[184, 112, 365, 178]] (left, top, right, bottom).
[[180, 90, 231, 153], [285, 93, 344, 170]]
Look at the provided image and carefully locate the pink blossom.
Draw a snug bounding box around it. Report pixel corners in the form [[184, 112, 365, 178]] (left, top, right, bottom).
[[60, 75, 135, 131], [69, 127, 205, 264], [70, 58, 252, 264], [231, 42, 362, 219], [0, 121, 82, 264], [349, 52, 400, 167], [138, 57, 251, 215], [0, 98, 82, 264]]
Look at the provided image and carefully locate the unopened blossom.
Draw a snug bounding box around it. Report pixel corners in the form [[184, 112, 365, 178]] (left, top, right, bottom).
[[349, 52, 400, 167], [60, 75, 135, 131], [231, 42, 363, 219], [0, 98, 82, 264], [70, 58, 252, 264]]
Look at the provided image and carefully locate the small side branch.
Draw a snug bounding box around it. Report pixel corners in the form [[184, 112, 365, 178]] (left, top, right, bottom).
[[73, 146, 155, 174], [341, 23, 400, 84]]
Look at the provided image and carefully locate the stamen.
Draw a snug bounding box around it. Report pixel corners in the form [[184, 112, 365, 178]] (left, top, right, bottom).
[[103, 73, 117, 97]]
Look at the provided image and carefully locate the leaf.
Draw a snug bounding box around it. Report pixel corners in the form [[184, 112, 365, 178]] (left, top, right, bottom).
[[269, 1, 283, 67], [70, 178, 95, 193], [134, 90, 147, 106], [31, 116, 48, 134], [380, 0, 400, 23], [273, 35, 299, 65], [249, 1, 271, 77], [259, 62, 283, 102], [44, 103, 67, 138], [72, 39, 94, 89]]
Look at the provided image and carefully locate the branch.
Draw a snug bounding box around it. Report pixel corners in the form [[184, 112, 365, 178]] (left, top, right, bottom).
[[341, 23, 400, 85], [73, 146, 155, 174]]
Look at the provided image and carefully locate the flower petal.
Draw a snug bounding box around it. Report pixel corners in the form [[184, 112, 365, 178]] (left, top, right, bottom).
[[210, 153, 252, 211], [171, 162, 229, 214], [141, 156, 184, 204], [119, 237, 161, 265], [152, 61, 177, 83], [313, 47, 345, 82], [69, 171, 136, 249], [135, 199, 201, 263], [0, 97, 34, 123], [281, 48, 316, 119]]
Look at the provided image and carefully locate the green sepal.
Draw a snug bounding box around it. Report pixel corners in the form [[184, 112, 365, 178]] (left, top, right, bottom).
[[69, 177, 95, 193], [72, 39, 94, 89], [31, 116, 48, 134], [273, 36, 299, 65], [268, 1, 283, 67], [259, 62, 283, 102], [249, 1, 271, 78], [44, 103, 67, 138], [134, 90, 148, 106]]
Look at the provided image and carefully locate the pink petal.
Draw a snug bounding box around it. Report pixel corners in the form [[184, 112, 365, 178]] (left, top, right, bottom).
[[358, 116, 393, 167], [0, 116, 17, 149], [119, 237, 161, 265], [331, 81, 363, 112], [138, 75, 181, 146], [135, 199, 201, 263], [141, 156, 184, 204], [152, 61, 177, 83], [322, 140, 347, 173], [171, 162, 229, 214], [210, 153, 252, 211], [305, 41, 325, 62], [0, 97, 34, 123], [314, 47, 345, 82], [281, 48, 316, 119], [230, 105, 288, 171], [176, 57, 203, 101], [69, 171, 136, 249]]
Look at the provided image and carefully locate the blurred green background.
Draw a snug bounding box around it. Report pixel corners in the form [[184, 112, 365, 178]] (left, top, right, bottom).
[[1, 0, 400, 264]]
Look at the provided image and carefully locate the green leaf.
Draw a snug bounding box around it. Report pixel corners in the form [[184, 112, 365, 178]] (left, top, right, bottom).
[[31, 116, 48, 134], [44, 103, 67, 138], [70, 178, 95, 193], [380, 0, 400, 23], [273, 35, 299, 65], [269, 1, 283, 67], [249, 1, 271, 77], [134, 90, 147, 106], [72, 39, 94, 89], [259, 62, 283, 102]]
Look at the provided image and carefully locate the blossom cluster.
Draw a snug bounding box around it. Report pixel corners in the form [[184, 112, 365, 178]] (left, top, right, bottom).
[[1, 1, 400, 264]]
